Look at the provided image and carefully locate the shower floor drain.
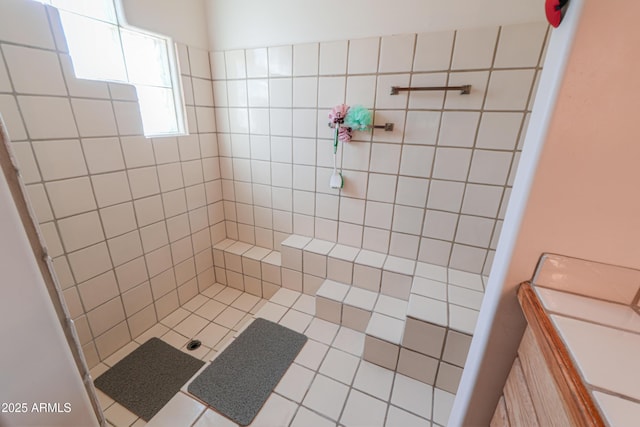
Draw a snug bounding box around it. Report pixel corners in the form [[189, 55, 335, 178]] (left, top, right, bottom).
[[186, 340, 202, 351]]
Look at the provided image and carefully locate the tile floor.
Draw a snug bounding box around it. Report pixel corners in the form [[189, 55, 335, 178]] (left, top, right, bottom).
[[91, 284, 455, 427]]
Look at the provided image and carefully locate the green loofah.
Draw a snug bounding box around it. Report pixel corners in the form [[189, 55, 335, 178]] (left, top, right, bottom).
[[344, 104, 372, 131]]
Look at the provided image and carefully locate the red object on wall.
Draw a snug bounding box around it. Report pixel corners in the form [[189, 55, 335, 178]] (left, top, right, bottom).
[[546, 0, 569, 28]]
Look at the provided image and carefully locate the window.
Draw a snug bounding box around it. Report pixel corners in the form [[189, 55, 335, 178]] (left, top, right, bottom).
[[37, 0, 185, 137]]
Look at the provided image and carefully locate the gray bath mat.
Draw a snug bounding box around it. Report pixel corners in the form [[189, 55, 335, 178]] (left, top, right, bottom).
[[188, 318, 307, 426], [94, 338, 204, 421]]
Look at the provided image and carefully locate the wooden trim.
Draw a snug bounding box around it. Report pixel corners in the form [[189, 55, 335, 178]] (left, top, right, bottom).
[[503, 357, 540, 426], [517, 282, 605, 427]]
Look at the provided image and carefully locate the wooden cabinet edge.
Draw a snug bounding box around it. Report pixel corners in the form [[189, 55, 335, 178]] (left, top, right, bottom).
[[517, 282, 605, 427]]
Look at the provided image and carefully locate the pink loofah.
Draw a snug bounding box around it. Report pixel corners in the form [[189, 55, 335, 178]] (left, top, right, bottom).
[[338, 126, 352, 142], [329, 104, 349, 125]]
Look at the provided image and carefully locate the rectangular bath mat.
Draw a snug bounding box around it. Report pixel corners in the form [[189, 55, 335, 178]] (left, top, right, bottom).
[[187, 318, 307, 426], [94, 337, 205, 421]]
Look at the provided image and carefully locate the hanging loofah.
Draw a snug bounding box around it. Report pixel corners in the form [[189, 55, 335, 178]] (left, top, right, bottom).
[[338, 126, 353, 143], [344, 104, 372, 131], [329, 104, 349, 126]]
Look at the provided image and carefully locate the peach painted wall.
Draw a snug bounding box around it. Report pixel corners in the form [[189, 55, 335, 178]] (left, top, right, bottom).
[[462, 0, 640, 424]]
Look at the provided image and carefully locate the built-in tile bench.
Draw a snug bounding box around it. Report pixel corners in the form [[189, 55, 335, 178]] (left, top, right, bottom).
[[212, 239, 282, 300], [209, 234, 485, 394], [279, 234, 485, 394]]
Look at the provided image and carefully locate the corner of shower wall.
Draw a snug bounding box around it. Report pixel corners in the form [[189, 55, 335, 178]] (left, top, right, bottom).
[[0, 0, 224, 367]]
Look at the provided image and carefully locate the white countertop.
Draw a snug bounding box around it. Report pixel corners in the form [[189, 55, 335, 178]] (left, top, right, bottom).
[[532, 254, 640, 427]]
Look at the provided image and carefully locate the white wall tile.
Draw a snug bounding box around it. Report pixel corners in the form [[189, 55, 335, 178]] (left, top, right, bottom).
[[292, 137, 316, 166], [316, 193, 339, 220], [3, 45, 66, 95], [26, 184, 53, 223], [68, 242, 113, 283], [392, 205, 424, 235], [0, 1, 54, 49], [372, 110, 405, 144], [389, 232, 419, 259], [340, 197, 365, 225], [362, 227, 389, 253], [366, 173, 396, 203], [293, 164, 316, 192], [108, 230, 143, 266], [364, 200, 393, 230], [376, 74, 410, 109], [0, 51, 10, 93], [407, 73, 447, 109], [414, 30, 454, 72], [370, 143, 401, 174], [348, 37, 379, 74], [270, 108, 292, 136], [58, 211, 104, 252], [346, 76, 376, 109], [135, 195, 165, 227], [468, 150, 513, 185], [379, 34, 415, 73], [128, 166, 161, 197], [227, 80, 248, 107], [341, 170, 368, 199], [0, 95, 27, 140], [438, 112, 480, 147], [418, 238, 451, 266], [270, 78, 292, 108], [192, 78, 214, 107], [455, 215, 494, 247], [426, 180, 465, 212], [72, 99, 117, 137], [212, 80, 228, 107], [92, 171, 132, 208], [432, 148, 472, 181], [318, 77, 346, 108], [494, 22, 548, 68], [444, 71, 489, 110], [293, 77, 318, 108], [32, 139, 87, 180], [342, 140, 370, 172], [449, 244, 486, 273], [246, 47, 268, 78], [100, 202, 136, 239], [176, 43, 190, 76], [423, 210, 458, 241], [476, 112, 523, 150], [224, 49, 246, 79], [46, 177, 96, 218], [40, 222, 64, 257], [462, 184, 503, 218], [112, 101, 143, 135], [292, 109, 317, 138], [451, 27, 498, 70], [404, 111, 440, 145], [396, 177, 428, 208], [269, 45, 292, 77], [82, 137, 125, 174], [153, 138, 179, 166], [319, 40, 348, 75], [210, 51, 226, 80], [249, 108, 270, 135], [78, 271, 120, 313], [188, 46, 211, 79], [228, 107, 249, 133], [484, 69, 536, 111], [18, 95, 77, 139], [400, 145, 435, 178], [120, 136, 154, 168], [293, 43, 319, 76]]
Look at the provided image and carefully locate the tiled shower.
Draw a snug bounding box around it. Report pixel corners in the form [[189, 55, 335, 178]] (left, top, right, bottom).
[[0, 1, 548, 424]]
